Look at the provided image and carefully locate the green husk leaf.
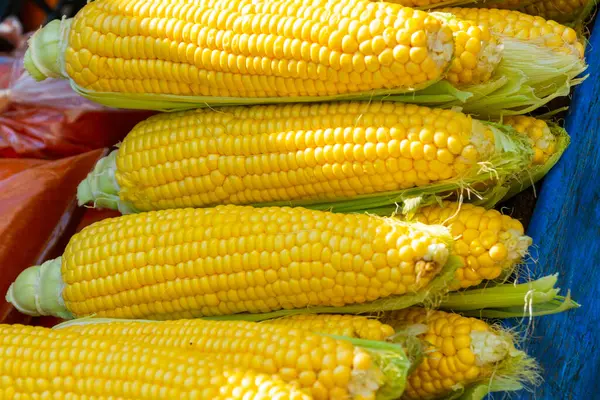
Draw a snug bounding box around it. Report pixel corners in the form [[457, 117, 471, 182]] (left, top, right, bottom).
[[458, 294, 580, 319], [439, 275, 580, 318], [203, 255, 463, 322], [70, 80, 449, 112]]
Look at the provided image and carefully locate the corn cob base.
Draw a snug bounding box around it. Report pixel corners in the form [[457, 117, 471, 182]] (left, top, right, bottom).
[[5, 257, 72, 319]]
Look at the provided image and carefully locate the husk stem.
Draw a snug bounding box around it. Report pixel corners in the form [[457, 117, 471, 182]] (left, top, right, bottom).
[[23, 19, 69, 81], [203, 255, 462, 323], [76, 150, 139, 214], [5, 258, 73, 320], [439, 275, 580, 318]]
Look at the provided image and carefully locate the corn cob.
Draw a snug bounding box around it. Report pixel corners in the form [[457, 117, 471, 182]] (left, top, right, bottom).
[[258, 311, 537, 400], [383, 308, 538, 399], [6, 205, 452, 320], [0, 323, 308, 400], [439, 8, 585, 58], [24, 0, 456, 100], [405, 201, 531, 289], [496, 116, 569, 203], [503, 116, 556, 165], [76, 101, 531, 214], [55, 318, 405, 400]]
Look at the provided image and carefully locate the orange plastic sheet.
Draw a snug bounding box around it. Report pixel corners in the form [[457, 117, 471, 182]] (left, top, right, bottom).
[[0, 149, 107, 324]]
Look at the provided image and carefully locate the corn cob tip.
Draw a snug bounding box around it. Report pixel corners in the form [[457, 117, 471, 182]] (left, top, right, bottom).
[[6, 257, 73, 319], [24, 19, 69, 82], [387, 308, 539, 399]]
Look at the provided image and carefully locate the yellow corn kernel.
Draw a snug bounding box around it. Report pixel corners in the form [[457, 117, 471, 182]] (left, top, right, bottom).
[[407, 201, 532, 289], [9, 205, 451, 320], [53, 0, 455, 97], [59, 318, 380, 399], [0, 324, 309, 400]]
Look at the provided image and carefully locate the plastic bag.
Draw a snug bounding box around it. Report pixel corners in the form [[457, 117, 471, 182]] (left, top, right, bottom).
[[0, 149, 106, 324], [0, 52, 154, 159], [0, 104, 154, 158]]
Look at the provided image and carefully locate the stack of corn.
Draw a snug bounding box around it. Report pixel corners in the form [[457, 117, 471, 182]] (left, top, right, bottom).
[[2, 0, 585, 398]]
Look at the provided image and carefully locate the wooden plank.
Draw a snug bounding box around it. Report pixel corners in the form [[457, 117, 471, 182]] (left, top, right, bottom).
[[515, 16, 600, 400]]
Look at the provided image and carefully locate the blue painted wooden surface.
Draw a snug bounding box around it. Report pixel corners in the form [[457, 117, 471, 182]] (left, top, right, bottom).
[[514, 16, 600, 400]]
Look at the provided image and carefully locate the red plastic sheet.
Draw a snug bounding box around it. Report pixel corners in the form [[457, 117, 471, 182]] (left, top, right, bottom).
[[0, 149, 107, 324], [0, 105, 153, 159]]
